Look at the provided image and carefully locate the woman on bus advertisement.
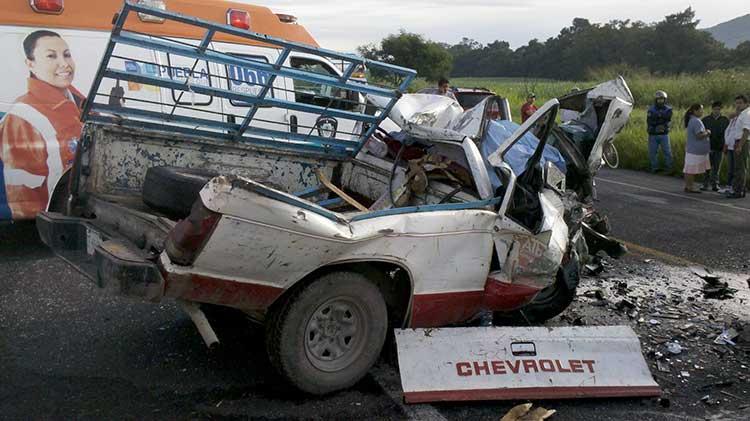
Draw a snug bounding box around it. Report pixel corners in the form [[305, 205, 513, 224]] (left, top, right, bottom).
[[0, 30, 85, 220]]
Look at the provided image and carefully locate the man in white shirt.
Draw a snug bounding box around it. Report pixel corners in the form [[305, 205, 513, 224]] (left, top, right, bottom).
[[724, 114, 739, 192], [728, 94, 750, 198]]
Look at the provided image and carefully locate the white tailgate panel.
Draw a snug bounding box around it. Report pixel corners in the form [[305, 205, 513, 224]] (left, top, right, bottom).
[[395, 326, 660, 403]]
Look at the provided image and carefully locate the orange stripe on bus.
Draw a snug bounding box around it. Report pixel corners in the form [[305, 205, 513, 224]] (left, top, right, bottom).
[[1, 0, 318, 48]]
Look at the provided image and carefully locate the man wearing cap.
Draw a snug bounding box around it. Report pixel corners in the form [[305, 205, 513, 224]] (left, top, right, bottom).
[[521, 93, 537, 123], [647, 90, 674, 173]]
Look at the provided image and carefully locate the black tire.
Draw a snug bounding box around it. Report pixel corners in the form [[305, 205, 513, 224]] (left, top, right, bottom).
[[265, 272, 387, 395], [494, 275, 575, 325], [142, 166, 219, 219]]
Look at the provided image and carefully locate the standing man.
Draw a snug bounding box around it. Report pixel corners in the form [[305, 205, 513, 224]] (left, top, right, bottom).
[[647, 90, 674, 173], [724, 113, 738, 193], [702, 101, 729, 191], [521, 93, 537, 123], [728, 94, 750, 199], [437, 78, 457, 101]]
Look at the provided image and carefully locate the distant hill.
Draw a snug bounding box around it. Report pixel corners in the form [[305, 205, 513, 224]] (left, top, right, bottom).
[[704, 14, 750, 48]]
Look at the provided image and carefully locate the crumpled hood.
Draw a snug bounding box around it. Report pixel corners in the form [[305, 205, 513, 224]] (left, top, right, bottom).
[[371, 93, 483, 142]]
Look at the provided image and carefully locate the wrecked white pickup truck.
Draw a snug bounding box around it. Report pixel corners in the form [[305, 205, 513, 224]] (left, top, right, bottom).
[[37, 2, 633, 395]]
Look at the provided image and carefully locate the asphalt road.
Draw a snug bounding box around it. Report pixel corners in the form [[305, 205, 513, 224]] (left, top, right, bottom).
[[595, 168, 750, 270], [1, 168, 749, 420]]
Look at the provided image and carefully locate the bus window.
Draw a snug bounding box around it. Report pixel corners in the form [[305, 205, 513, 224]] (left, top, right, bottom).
[[289, 57, 354, 111], [166, 53, 213, 106]]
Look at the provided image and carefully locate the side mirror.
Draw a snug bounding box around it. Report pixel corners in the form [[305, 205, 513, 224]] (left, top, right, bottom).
[[316, 116, 338, 138]]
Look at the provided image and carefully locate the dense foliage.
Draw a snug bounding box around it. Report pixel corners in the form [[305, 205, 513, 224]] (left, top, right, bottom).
[[361, 8, 750, 81], [358, 30, 453, 82]]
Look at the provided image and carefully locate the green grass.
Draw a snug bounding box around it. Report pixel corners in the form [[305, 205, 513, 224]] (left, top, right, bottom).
[[436, 71, 749, 181]]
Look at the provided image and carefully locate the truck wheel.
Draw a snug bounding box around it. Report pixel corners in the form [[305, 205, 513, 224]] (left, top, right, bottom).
[[266, 271, 388, 395], [142, 166, 219, 219], [494, 277, 575, 325]]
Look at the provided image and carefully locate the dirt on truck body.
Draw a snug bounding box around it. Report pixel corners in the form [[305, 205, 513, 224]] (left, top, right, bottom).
[[37, 1, 631, 395]]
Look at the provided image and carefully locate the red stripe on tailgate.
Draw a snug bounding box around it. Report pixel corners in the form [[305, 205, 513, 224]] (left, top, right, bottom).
[[404, 385, 662, 403]]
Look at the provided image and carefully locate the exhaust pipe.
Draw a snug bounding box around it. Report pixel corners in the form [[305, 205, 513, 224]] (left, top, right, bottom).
[[177, 299, 219, 348]]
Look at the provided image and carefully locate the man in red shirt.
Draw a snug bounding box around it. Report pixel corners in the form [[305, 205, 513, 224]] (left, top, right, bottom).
[[521, 93, 537, 123]]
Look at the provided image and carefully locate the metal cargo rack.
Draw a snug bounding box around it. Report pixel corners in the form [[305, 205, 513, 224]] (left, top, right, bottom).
[[83, 0, 417, 157]]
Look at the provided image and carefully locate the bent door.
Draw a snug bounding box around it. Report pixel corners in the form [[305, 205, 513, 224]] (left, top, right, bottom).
[[488, 100, 568, 291], [587, 96, 632, 173]]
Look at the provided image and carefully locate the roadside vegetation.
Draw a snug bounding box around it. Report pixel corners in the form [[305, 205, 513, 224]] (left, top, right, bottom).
[[360, 8, 749, 83]]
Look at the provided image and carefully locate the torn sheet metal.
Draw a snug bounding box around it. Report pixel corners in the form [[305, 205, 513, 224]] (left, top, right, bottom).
[[371, 94, 468, 141], [395, 326, 660, 403]]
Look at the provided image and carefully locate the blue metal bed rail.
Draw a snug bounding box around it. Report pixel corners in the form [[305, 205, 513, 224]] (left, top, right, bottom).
[[82, 0, 416, 157]]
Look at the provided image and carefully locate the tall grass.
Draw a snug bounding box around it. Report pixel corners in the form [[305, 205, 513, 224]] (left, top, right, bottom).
[[587, 68, 749, 109], [439, 71, 749, 181]]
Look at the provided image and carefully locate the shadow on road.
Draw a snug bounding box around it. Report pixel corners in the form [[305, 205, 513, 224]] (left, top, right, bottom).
[[0, 221, 49, 261]]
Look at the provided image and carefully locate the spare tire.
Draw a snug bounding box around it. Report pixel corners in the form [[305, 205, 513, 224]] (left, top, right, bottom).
[[142, 166, 219, 219]]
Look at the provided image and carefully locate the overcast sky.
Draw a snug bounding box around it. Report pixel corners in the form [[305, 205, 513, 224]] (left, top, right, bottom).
[[249, 0, 746, 52]]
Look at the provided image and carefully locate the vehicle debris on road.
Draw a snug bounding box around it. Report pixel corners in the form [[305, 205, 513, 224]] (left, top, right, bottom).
[[561, 257, 750, 414], [714, 328, 739, 346], [692, 266, 738, 299], [666, 341, 683, 355]]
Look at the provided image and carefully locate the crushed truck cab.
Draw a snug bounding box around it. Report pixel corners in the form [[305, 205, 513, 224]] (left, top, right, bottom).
[[36, 1, 631, 396]]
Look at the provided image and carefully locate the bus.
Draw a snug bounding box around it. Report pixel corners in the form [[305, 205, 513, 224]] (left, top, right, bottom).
[[0, 0, 353, 222]]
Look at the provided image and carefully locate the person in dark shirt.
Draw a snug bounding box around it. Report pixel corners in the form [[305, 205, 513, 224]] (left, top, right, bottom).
[[646, 90, 674, 173], [437, 78, 457, 101], [701, 101, 730, 191]]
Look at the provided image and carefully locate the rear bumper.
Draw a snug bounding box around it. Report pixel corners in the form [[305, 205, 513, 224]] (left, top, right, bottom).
[[37, 212, 164, 302], [95, 240, 164, 302], [37, 212, 91, 255]]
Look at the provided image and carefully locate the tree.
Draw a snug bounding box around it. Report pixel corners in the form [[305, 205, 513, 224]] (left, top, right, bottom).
[[360, 8, 739, 81], [733, 41, 750, 67], [357, 30, 453, 82]]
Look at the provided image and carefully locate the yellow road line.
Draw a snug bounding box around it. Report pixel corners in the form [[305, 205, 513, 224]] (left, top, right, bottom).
[[617, 239, 700, 267]]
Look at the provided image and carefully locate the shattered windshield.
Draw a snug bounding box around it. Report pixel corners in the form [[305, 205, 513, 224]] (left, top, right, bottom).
[[481, 120, 566, 190]]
